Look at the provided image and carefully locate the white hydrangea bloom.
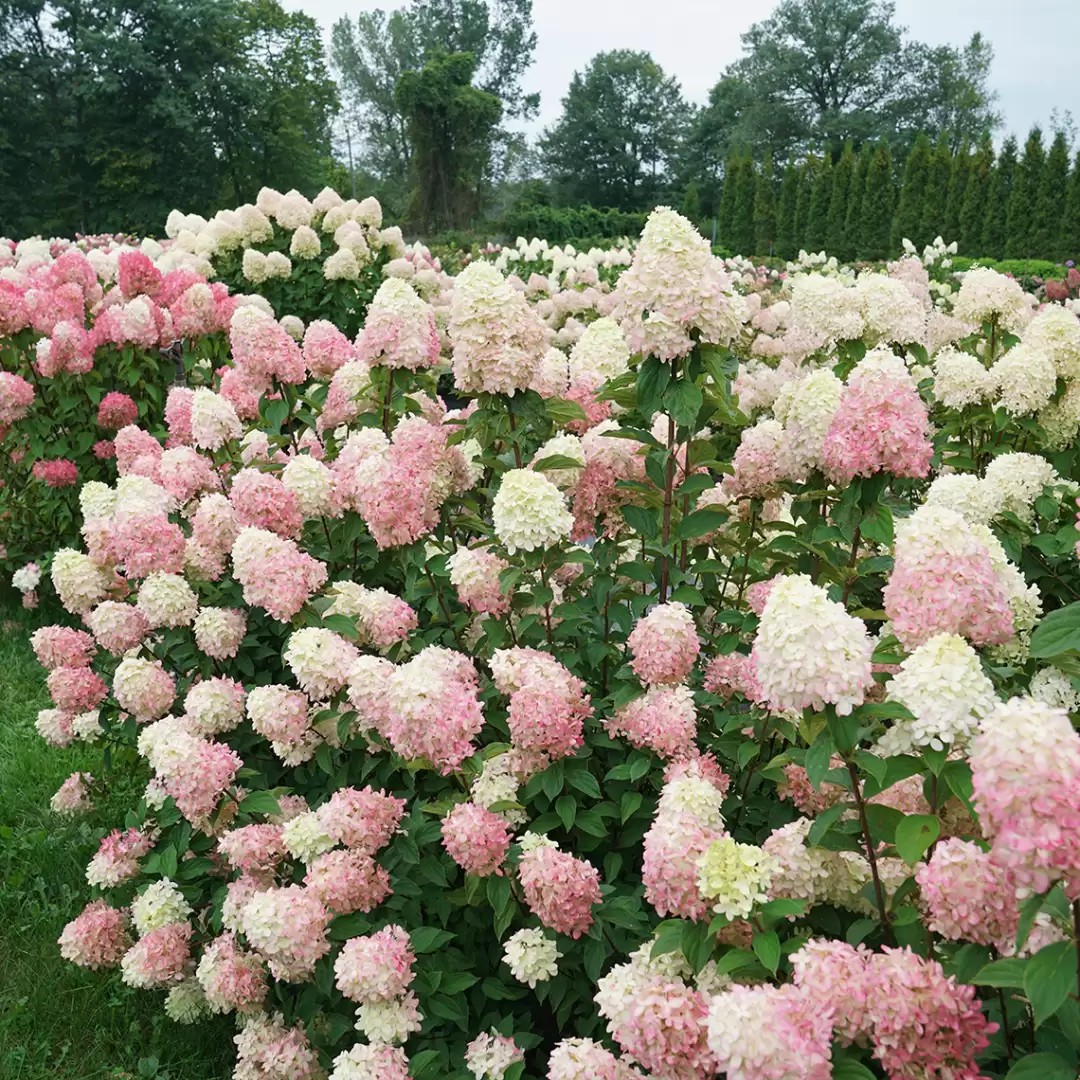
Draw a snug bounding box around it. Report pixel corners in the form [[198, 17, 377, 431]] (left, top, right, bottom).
[[492, 469, 573, 554], [281, 810, 335, 863], [355, 994, 422, 1044], [531, 432, 585, 489], [696, 837, 778, 919], [1029, 667, 1080, 712], [882, 633, 998, 753], [567, 316, 631, 384], [502, 928, 560, 987], [982, 452, 1059, 522], [991, 342, 1056, 416], [932, 346, 994, 409], [1024, 303, 1080, 378], [281, 454, 335, 518], [773, 370, 844, 480], [132, 878, 193, 936], [953, 266, 1031, 333]]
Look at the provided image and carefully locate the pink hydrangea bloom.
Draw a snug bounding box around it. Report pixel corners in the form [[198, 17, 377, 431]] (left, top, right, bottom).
[[117, 250, 163, 299], [164, 386, 195, 444], [196, 933, 268, 1015], [97, 391, 139, 429], [356, 277, 441, 371], [58, 899, 130, 968], [333, 924, 415, 1003], [231, 527, 327, 623], [518, 845, 601, 938], [316, 786, 406, 854], [114, 424, 163, 478], [615, 980, 713, 1080], [969, 697, 1080, 897], [302, 319, 356, 377], [87, 827, 155, 887], [606, 685, 698, 760], [87, 601, 149, 654], [46, 666, 106, 713], [30, 625, 96, 669], [230, 469, 303, 538], [120, 922, 191, 988], [32, 458, 78, 487], [233, 1014, 322, 1080], [627, 602, 700, 686], [447, 546, 510, 616], [702, 652, 761, 703], [721, 419, 785, 500], [383, 646, 485, 773], [218, 824, 287, 881], [491, 647, 592, 760], [240, 885, 330, 982], [442, 801, 512, 876], [0, 372, 35, 426], [113, 657, 176, 720], [304, 849, 392, 914], [115, 512, 186, 578], [822, 355, 933, 485]]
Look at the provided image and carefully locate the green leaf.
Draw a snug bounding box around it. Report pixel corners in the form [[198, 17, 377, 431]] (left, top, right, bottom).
[[675, 508, 728, 540], [238, 791, 282, 817], [620, 791, 643, 823], [1030, 601, 1080, 658], [1023, 940, 1077, 1027], [409, 1050, 442, 1079], [410, 927, 456, 953], [486, 874, 511, 916], [651, 920, 686, 960], [636, 355, 671, 418], [1004, 1054, 1076, 1080], [532, 454, 587, 472], [893, 814, 939, 865], [661, 380, 703, 428], [567, 770, 601, 799], [752, 931, 781, 975], [556, 795, 577, 830], [831, 1063, 878, 1080], [621, 505, 659, 540], [807, 804, 847, 846], [860, 503, 894, 546], [971, 957, 1027, 989], [804, 729, 836, 789], [544, 397, 590, 427]]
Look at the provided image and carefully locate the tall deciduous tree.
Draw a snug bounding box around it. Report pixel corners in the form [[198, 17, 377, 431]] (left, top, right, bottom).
[[395, 50, 501, 232], [331, 0, 537, 201], [0, 0, 337, 237], [539, 50, 689, 212]]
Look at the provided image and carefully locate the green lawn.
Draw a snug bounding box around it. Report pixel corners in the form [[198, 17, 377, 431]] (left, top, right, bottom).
[[0, 607, 233, 1080]]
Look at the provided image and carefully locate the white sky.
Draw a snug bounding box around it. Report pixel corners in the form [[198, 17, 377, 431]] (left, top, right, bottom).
[[285, 0, 1080, 142]]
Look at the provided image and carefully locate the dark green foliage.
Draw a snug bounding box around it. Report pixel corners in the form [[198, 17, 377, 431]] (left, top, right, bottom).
[[827, 141, 857, 259], [500, 202, 649, 244], [1040, 130, 1071, 261], [960, 137, 994, 254], [844, 142, 872, 259], [793, 158, 814, 253], [775, 159, 799, 260], [805, 152, 833, 252], [540, 50, 689, 212], [753, 150, 777, 255], [983, 134, 1018, 258], [1061, 152, 1080, 263], [731, 150, 757, 257], [0, 0, 338, 237], [892, 133, 931, 252], [396, 50, 502, 232], [943, 142, 971, 244], [681, 180, 702, 224], [859, 142, 894, 259], [919, 137, 954, 249], [716, 150, 741, 251], [1006, 126, 1046, 258]]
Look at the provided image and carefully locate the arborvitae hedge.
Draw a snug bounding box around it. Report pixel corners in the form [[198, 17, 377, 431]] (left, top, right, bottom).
[[707, 125, 1079, 262]]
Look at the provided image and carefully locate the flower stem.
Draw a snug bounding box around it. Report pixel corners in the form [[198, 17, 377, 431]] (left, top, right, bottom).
[[846, 758, 894, 946]]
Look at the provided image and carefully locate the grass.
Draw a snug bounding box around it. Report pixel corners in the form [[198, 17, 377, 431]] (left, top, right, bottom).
[[0, 605, 233, 1080]]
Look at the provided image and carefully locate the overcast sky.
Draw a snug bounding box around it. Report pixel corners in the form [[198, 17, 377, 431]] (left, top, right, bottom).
[[284, 0, 1079, 142]]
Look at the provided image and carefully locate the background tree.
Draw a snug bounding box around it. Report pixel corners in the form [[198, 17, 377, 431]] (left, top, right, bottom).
[[1061, 151, 1080, 263], [775, 159, 799, 260], [0, 0, 337, 237], [731, 149, 757, 256], [892, 133, 931, 252], [1039, 129, 1071, 261], [859, 141, 894, 258], [753, 149, 777, 255], [1007, 126, 1046, 257], [716, 149, 741, 250], [701, 0, 1000, 158], [942, 142, 971, 243], [844, 142, 872, 259], [827, 141, 856, 258], [331, 0, 537, 208], [960, 137, 994, 254], [805, 152, 833, 252], [540, 50, 689, 211], [982, 134, 1017, 258], [793, 157, 814, 253], [918, 137, 954, 247], [395, 50, 501, 232]]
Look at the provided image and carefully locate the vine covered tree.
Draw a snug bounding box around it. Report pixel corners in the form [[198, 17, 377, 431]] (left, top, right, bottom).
[[395, 50, 502, 231]]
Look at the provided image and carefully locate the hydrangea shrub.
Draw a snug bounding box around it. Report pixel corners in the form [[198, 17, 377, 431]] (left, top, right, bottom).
[[17, 201, 1080, 1080]]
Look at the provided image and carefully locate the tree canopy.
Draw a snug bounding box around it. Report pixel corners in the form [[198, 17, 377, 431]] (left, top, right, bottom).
[[0, 0, 338, 237], [539, 50, 689, 212]]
